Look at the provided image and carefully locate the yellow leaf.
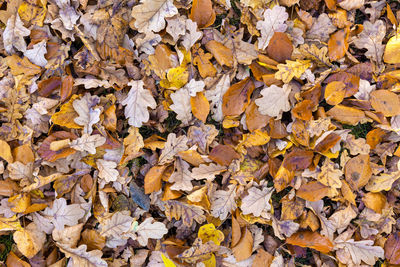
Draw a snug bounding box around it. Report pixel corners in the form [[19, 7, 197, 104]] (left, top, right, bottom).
[[365, 171, 400, 192], [0, 215, 22, 231], [18, 0, 47, 27], [275, 59, 311, 83], [161, 253, 177, 267], [325, 81, 346, 105], [14, 222, 46, 259], [160, 66, 189, 89], [198, 223, 224, 245], [51, 94, 82, 129], [0, 140, 13, 163], [120, 127, 144, 165], [384, 31, 400, 64]]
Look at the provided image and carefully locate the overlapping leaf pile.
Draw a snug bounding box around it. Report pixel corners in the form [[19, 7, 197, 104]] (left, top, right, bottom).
[[1, 0, 400, 266]]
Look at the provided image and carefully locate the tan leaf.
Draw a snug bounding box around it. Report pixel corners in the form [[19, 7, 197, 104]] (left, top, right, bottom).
[[232, 227, 253, 261], [158, 133, 188, 165], [191, 163, 226, 181], [3, 14, 30, 54], [365, 171, 400, 192], [256, 5, 288, 50], [96, 159, 119, 183], [275, 59, 311, 83], [169, 157, 193, 191], [255, 84, 291, 118], [14, 222, 46, 258]]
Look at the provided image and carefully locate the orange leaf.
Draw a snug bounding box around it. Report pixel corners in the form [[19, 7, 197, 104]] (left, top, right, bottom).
[[205, 40, 234, 67], [222, 78, 255, 117], [370, 90, 400, 117], [191, 92, 210, 123], [328, 28, 349, 61], [326, 105, 365, 125], [296, 181, 330, 201], [232, 227, 253, 262], [245, 101, 270, 131], [324, 81, 346, 105], [145, 165, 167, 194], [286, 231, 334, 253], [344, 154, 372, 190], [189, 0, 216, 28], [267, 32, 293, 63], [209, 145, 240, 166]]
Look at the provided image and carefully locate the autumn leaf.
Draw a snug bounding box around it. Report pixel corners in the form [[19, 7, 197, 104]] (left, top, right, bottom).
[[255, 84, 291, 118], [3, 14, 30, 54], [275, 59, 311, 83], [286, 231, 334, 253], [257, 5, 288, 50]]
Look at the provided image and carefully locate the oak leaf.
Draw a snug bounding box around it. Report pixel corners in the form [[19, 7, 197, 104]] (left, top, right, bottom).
[[275, 59, 311, 83], [70, 134, 106, 154], [334, 239, 384, 265], [210, 184, 237, 220], [241, 186, 273, 218], [164, 200, 206, 227], [73, 93, 101, 134], [57, 244, 107, 267], [205, 74, 230, 121], [131, 0, 178, 33], [353, 20, 385, 65], [170, 88, 192, 125], [191, 163, 226, 181], [42, 198, 85, 230], [169, 157, 193, 191], [24, 40, 48, 67], [255, 84, 291, 118], [96, 159, 119, 183], [365, 171, 400, 192], [158, 133, 188, 165], [132, 217, 168, 246], [256, 5, 288, 50], [121, 80, 157, 128]]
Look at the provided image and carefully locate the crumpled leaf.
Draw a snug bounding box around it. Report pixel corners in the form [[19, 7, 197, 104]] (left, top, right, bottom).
[[3, 14, 30, 54], [205, 74, 230, 122], [57, 244, 107, 267], [353, 20, 385, 65], [121, 80, 157, 128], [191, 163, 226, 181], [164, 200, 206, 227], [73, 93, 101, 134], [256, 5, 288, 50]]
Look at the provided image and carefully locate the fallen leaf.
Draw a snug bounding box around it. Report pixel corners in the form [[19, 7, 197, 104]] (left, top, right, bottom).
[[232, 227, 253, 261], [255, 84, 291, 117], [13, 222, 46, 259], [286, 231, 334, 253], [222, 77, 255, 117], [369, 90, 400, 117], [189, 0, 216, 28], [275, 59, 311, 83], [257, 5, 289, 50], [384, 232, 400, 265]]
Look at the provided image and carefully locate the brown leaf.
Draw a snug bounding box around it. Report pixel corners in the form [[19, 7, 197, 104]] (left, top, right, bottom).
[[267, 32, 293, 63], [282, 148, 313, 171], [144, 165, 167, 194], [362, 192, 386, 213], [209, 144, 240, 166], [38, 131, 78, 162], [286, 230, 334, 253], [344, 154, 372, 190], [326, 105, 366, 125], [245, 101, 270, 131], [222, 77, 255, 117], [384, 232, 400, 265], [297, 181, 330, 201], [328, 28, 349, 61]]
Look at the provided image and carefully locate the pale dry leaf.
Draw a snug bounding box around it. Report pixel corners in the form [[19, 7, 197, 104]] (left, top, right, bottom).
[[306, 13, 336, 42], [166, 16, 186, 43], [96, 159, 119, 183], [100, 211, 133, 238], [52, 223, 84, 248], [24, 40, 48, 67], [169, 157, 193, 191], [73, 93, 101, 134], [74, 78, 113, 89], [135, 31, 162, 54], [182, 19, 202, 51], [328, 206, 357, 234], [70, 134, 106, 154], [42, 198, 85, 230], [211, 184, 237, 220], [170, 88, 192, 125], [158, 133, 188, 165], [334, 239, 384, 265], [354, 20, 385, 65], [354, 79, 375, 100], [256, 5, 288, 50], [132, 217, 168, 246], [185, 79, 205, 97], [57, 243, 107, 267], [338, 0, 365, 10], [255, 84, 291, 117], [317, 159, 342, 190], [3, 14, 30, 54], [306, 200, 335, 241], [121, 80, 157, 128], [131, 0, 178, 33], [53, 0, 80, 31], [205, 74, 231, 122], [191, 163, 226, 181], [241, 186, 273, 218], [271, 217, 300, 239]]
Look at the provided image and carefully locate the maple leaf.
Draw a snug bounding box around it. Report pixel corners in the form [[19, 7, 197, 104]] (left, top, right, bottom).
[[73, 93, 101, 134], [255, 84, 291, 118], [170, 88, 192, 125], [3, 14, 30, 54], [169, 157, 193, 191], [42, 198, 85, 230], [211, 184, 237, 220], [121, 80, 156, 128], [158, 133, 188, 165], [23, 40, 48, 67], [353, 20, 385, 65], [70, 134, 106, 154], [131, 0, 178, 33], [96, 159, 119, 183], [256, 5, 288, 50]]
